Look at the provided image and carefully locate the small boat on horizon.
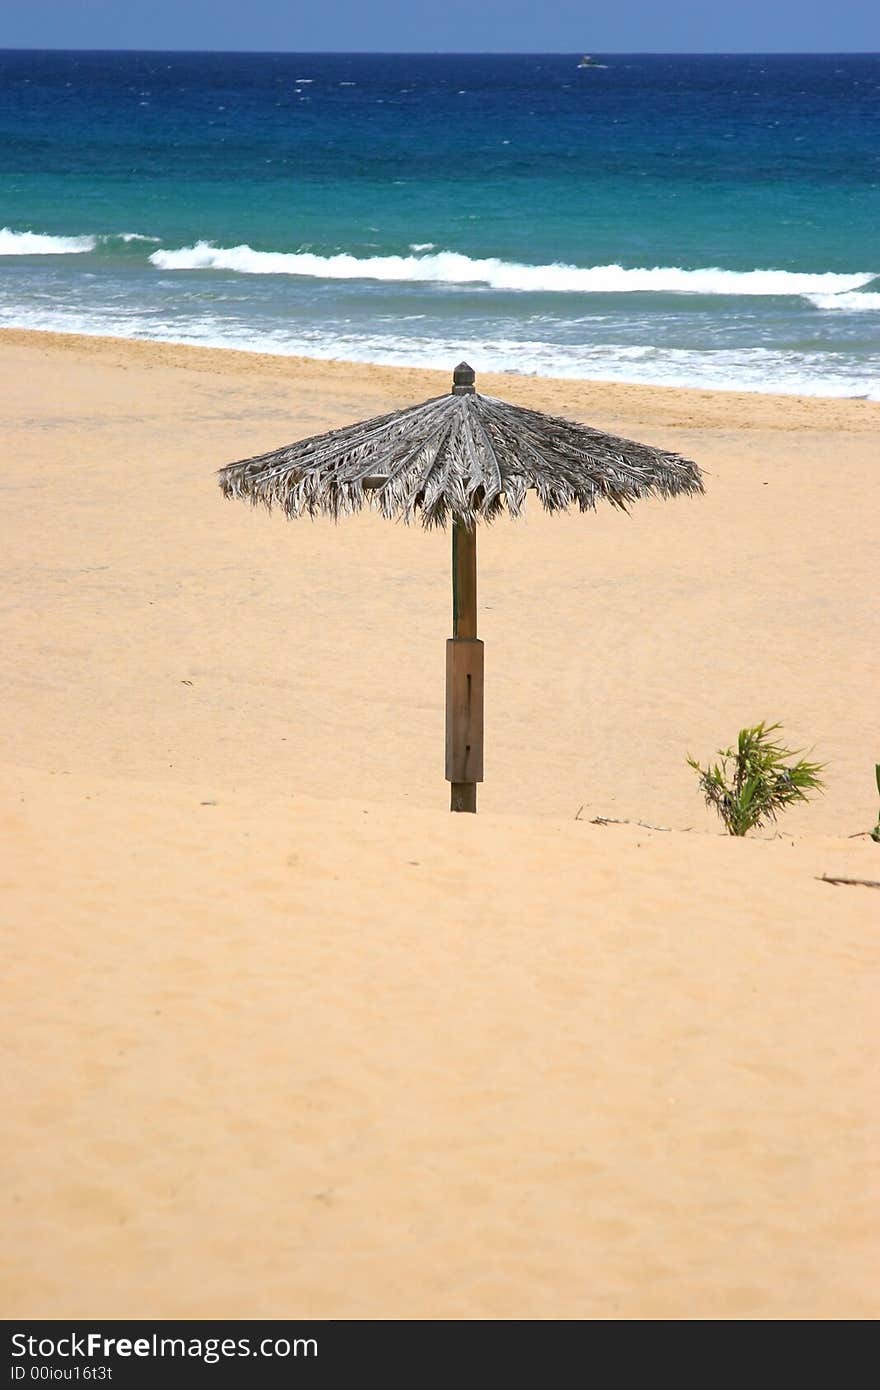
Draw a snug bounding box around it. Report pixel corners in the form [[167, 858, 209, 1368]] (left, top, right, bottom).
[[577, 55, 608, 69]]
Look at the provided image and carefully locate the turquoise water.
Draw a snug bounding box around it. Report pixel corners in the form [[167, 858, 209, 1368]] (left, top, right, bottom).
[[1, 50, 879, 394]]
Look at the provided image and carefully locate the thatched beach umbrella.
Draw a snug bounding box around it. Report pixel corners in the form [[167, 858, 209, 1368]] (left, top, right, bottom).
[[219, 363, 703, 812]]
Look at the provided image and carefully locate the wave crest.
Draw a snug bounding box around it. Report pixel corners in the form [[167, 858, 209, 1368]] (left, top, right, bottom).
[[0, 227, 97, 255], [804, 290, 880, 312], [148, 242, 876, 297]]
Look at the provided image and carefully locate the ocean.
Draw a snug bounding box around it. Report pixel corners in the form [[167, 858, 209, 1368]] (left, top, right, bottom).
[[1, 49, 878, 397]]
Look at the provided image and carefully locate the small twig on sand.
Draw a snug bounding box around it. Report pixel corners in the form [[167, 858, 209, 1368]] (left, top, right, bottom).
[[818, 874, 880, 890], [590, 815, 674, 833]]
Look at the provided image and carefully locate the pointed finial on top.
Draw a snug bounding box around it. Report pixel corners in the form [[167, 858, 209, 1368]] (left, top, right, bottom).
[[452, 361, 476, 395]]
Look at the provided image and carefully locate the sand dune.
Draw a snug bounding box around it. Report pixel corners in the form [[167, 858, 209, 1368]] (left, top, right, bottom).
[[1, 330, 878, 1319]]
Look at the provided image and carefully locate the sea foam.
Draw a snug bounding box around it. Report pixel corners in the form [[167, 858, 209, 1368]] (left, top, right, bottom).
[[0, 227, 97, 255], [148, 242, 876, 298], [3, 296, 877, 400], [804, 290, 880, 312]]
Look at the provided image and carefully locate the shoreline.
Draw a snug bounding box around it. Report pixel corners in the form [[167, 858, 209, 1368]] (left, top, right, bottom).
[[4, 325, 880, 433]]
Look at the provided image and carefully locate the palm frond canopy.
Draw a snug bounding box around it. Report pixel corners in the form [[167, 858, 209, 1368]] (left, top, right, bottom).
[[218, 364, 703, 529]]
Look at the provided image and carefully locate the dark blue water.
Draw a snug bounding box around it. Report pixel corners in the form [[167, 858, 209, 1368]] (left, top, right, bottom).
[[1, 51, 878, 394]]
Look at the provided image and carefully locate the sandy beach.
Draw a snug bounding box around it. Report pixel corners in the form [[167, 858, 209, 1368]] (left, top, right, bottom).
[[1, 328, 878, 1319]]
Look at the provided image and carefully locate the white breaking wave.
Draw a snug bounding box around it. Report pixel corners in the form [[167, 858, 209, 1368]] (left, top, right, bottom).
[[148, 241, 876, 297], [0, 227, 97, 255], [804, 290, 880, 312], [111, 232, 161, 244]]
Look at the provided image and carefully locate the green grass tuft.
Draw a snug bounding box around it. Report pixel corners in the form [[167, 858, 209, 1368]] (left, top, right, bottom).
[[688, 722, 825, 837]]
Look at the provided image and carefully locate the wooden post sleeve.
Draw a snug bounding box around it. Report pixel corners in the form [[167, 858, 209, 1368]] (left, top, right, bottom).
[[445, 637, 484, 784]]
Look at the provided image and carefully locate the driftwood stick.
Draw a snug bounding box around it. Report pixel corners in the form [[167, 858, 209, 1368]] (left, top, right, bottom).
[[587, 815, 674, 832], [817, 874, 880, 890]]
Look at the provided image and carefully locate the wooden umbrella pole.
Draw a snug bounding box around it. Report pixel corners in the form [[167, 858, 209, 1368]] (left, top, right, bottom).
[[452, 518, 477, 640], [447, 513, 484, 812], [446, 362, 483, 812]]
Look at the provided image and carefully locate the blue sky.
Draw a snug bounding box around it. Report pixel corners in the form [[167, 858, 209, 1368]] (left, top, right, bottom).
[[1, 0, 877, 52]]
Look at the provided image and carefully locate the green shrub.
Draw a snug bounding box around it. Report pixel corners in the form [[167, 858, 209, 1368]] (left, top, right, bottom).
[[688, 722, 824, 837]]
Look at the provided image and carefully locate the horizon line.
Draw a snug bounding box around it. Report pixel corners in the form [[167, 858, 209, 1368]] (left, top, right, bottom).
[[1, 47, 879, 57]]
